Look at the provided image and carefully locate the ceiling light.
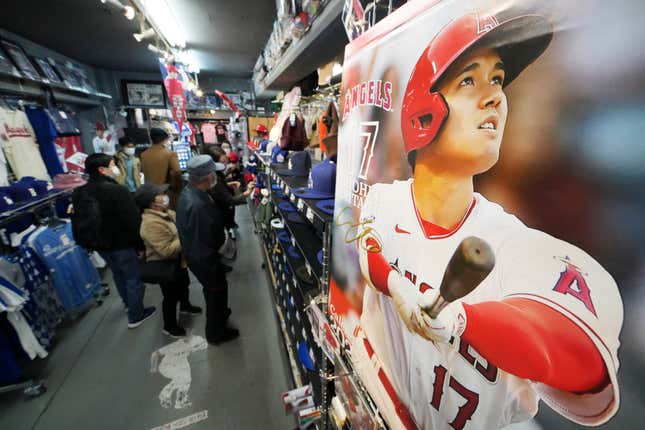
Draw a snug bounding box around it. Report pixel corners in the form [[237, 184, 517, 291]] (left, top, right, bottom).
[[100, 0, 135, 20], [332, 62, 343, 77], [134, 28, 155, 42], [139, 0, 186, 48], [195, 89, 204, 97], [123, 5, 136, 20]]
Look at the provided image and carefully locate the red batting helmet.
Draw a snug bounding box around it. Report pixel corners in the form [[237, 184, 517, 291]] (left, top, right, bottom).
[[401, 10, 552, 154], [255, 124, 268, 134]]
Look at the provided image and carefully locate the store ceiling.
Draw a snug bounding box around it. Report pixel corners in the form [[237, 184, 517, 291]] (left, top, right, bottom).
[[1, 0, 275, 77]]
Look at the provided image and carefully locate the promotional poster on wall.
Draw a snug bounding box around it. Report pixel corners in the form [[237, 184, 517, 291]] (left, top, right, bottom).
[[329, 1, 625, 429]]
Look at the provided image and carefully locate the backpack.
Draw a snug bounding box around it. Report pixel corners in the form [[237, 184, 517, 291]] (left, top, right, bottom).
[[71, 184, 109, 251]]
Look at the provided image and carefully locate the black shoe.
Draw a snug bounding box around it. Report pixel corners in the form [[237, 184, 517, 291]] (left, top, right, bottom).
[[163, 326, 187, 338], [222, 264, 233, 273], [180, 304, 203, 315], [101, 287, 110, 297], [209, 328, 240, 345], [128, 306, 156, 329]]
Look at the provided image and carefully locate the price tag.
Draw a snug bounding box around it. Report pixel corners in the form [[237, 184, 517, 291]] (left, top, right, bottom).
[[302, 328, 308, 341], [305, 261, 312, 276], [290, 194, 296, 203], [297, 199, 304, 210], [291, 236, 296, 247], [282, 273, 287, 282], [286, 311, 291, 320], [285, 185, 290, 194], [295, 311, 301, 322], [286, 283, 290, 292], [59, 110, 68, 119], [306, 208, 314, 223]]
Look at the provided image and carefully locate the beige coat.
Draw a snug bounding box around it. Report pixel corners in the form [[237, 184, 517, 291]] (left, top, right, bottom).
[[140, 209, 184, 266]]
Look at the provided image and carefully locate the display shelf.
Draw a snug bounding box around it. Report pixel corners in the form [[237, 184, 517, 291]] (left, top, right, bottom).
[[0, 189, 72, 223], [0, 71, 111, 107], [254, 0, 347, 96], [261, 239, 304, 388], [263, 234, 324, 405], [271, 193, 323, 281], [272, 226, 320, 299], [258, 153, 333, 232]]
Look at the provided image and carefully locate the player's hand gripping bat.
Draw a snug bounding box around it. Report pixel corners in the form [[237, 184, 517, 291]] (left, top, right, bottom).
[[421, 236, 495, 318]]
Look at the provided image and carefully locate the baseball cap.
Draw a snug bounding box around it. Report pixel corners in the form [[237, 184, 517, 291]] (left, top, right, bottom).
[[271, 145, 288, 164], [187, 155, 217, 180], [315, 199, 335, 215], [297, 341, 316, 372], [134, 183, 169, 209], [276, 151, 311, 177], [287, 245, 302, 260], [286, 211, 306, 225], [150, 127, 169, 144], [260, 139, 270, 153], [293, 158, 337, 200], [278, 201, 297, 213], [295, 266, 315, 286], [270, 218, 285, 229], [7, 182, 39, 203], [277, 230, 291, 244], [0, 190, 16, 212], [19, 177, 53, 196], [317, 250, 323, 266], [95, 122, 105, 131]]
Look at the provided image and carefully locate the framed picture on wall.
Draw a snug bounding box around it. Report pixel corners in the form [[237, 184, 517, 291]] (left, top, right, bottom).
[[122, 80, 166, 108], [0, 45, 21, 77], [32, 57, 63, 84], [53, 61, 84, 90], [0, 39, 41, 80]]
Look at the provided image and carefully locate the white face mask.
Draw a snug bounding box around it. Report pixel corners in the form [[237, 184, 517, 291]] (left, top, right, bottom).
[[124, 147, 135, 156], [223, 148, 231, 155], [159, 195, 170, 208], [111, 165, 121, 177]]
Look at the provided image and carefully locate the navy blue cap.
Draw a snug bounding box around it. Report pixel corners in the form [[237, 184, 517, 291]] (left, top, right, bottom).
[[287, 245, 301, 260], [0, 190, 16, 212], [276, 151, 311, 177], [278, 201, 297, 213], [293, 158, 336, 200], [271, 183, 281, 190], [315, 199, 335, 215], [275, 191, 287, 200], [286, 211, 306, 225], [277, 230, 291, 244], [271, 145, 288, 164], [7, 182, 39, 203], [317, 250, 323, 265], [298, 341, 316, 372]]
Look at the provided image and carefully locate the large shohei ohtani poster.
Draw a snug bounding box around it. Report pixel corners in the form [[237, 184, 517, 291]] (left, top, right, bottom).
[[329, 1, 623, 429]]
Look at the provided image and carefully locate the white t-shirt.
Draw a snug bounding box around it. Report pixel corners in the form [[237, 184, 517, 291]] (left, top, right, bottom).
[[355, 178, 623, 430], [92, 136, 115, 155], [0, 108, 50, 181]]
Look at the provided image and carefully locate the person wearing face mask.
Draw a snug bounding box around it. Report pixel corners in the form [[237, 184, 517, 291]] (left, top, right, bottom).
[[140, 128, 183, 209], [74, 153, 155, 328], [115, 136, 142, 192], [136, 183, 202, 338], [176, 155, 238, 345]]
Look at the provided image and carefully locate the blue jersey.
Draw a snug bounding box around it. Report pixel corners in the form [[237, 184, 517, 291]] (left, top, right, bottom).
[[27, 223, 100, 310]]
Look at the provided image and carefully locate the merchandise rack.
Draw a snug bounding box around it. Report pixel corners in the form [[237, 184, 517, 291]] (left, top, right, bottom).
[[254, 152, 334, 429], [256, 151, 387, 429]]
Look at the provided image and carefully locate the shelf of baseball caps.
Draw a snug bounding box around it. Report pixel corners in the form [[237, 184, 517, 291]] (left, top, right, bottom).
[[270, 192, 324, 282], [257, 151, 334, 233], [264, 226, 325, 407]]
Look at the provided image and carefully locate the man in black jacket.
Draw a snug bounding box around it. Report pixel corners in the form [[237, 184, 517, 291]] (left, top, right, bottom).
[[176, 155, 238, 345], [77, 153, 156, 328]]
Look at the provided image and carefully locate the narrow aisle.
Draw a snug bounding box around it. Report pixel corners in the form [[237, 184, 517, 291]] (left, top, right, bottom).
[[0, 206, 295, 430]]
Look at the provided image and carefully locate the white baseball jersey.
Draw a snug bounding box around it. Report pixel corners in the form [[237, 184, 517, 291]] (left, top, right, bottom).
[[354, 178, 622, 430], [0, 108, 50, 181]]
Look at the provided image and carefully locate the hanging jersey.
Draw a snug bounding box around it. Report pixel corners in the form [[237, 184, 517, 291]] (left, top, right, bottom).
[[201, 123, 217, 144], [357, 178, 622, 430], [25, 107, 65, 177], [27, 223, 101, 311], [0, 107, 50, 181]]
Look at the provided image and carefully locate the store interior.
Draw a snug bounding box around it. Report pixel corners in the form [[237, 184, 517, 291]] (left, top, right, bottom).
[[0, 1, 644, 430]]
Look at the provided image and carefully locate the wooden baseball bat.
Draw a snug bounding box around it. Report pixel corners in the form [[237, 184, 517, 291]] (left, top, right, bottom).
[[422, 236, 495, 318]]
